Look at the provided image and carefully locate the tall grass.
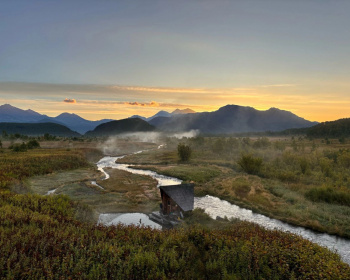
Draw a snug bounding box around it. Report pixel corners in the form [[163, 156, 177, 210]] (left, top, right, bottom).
[[0, 149, 89, 188]]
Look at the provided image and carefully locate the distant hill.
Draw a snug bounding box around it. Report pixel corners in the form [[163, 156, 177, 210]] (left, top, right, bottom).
[[0, 104, 113, 134], [129, 115, 147, 121], [303, 118, 350, 138], [85, 118, 155, 137], [149, 105, 317, 134], [0, 122, 81, 137], [129, 108, 196, 122], [50, 113, 113, 134], [171, 108, 196, 115], [0, 104, 48, 122]]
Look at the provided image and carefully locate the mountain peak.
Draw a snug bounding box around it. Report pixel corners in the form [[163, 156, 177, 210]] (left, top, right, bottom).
[[171, 108, 196, 115]]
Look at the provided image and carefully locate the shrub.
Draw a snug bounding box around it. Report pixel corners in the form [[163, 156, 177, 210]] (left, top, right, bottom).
[[299, 157, 309, 174], [305, 186, 350, 206], [319, 157, 333, 177], [9, 142, 28, 152], [237, 154, 263, 175], [253, 137, 271, 149], [26, 139, 40, 149], [178, 143, 192, 162]]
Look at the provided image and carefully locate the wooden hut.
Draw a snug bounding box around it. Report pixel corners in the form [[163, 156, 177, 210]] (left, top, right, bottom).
[[159, 183, 194, 215]]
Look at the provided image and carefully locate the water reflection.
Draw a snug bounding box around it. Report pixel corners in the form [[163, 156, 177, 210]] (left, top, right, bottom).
[[98, 213, 162, 229]]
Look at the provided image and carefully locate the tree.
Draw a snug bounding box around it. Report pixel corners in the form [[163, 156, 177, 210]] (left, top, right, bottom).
[[27, 139, 40, 149], [2, 130, 8, 138], [178, 143, 192, 162]]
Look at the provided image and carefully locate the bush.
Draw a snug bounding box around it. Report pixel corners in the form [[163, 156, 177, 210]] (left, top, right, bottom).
[[9, 143, 28, 152], [178, 143, 192, 162], [27, 139, 40, 149], [299, 157, 309, 174], [237, 154, 263, 175], [305, 186, 350, 206], [253, 137, 271, 149]]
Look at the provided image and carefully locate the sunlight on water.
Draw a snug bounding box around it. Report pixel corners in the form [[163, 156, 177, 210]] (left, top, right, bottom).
[[96, 153, 182, 186], [98, 213, 162, 229]]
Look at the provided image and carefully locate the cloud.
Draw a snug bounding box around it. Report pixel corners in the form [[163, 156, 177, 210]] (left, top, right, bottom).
[[63, 98, 76, 103], [125, 101, 160, 107]]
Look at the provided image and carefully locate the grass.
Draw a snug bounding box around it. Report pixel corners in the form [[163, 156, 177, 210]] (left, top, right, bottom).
[[27, 166, 160, 216]]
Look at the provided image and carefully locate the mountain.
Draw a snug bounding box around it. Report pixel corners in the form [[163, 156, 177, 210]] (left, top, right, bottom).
[[0, 104, 113, 134], [129, 115, 147, 121], [147, 110, 172, 121], [0, 122, 81, 137], [85, 118, 156, 137], [51, 113, 113, 134], [129, 108, 195, 122], [149, 105, 317, 134], [0, 104, 48, 122], [171, 108, 196, 115]]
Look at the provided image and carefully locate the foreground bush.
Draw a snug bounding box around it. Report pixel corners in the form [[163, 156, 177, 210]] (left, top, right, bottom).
[[1, 191, 349, 279]]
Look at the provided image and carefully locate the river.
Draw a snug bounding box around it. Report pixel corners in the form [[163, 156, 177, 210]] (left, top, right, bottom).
[[96, 150, 350, 265]]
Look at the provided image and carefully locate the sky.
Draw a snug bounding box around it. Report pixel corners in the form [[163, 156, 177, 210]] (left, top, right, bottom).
[[1, 0, 349, 121]]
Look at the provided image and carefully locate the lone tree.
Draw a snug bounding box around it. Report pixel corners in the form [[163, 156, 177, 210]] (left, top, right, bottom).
[[178, 143, 192, 162]]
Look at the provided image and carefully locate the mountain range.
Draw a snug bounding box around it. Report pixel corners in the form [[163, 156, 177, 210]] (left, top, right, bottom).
[[148, 105, 317, 134], [0, 103, 318, 136], [0, 104, 112, 134], [0, 122, 80, 137], [129, 108, 196, 121]]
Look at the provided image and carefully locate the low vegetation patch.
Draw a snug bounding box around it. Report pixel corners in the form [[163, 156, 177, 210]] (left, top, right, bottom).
[[1, 190, 349, 279], [0, 149, 89, 188], [305, 186, 350, 206]]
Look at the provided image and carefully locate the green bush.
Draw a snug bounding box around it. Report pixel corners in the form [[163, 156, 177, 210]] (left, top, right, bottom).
[[305, 186, 350, 206], [9, 142, 28, 152], [299, 157, 309, 174], [237, 154, 263, 175], [27, 139, 40, 149], [177, 143, 192, 162]]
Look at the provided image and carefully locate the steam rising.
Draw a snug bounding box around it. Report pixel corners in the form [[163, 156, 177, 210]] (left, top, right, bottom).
[[172, 130, 199, 139], [97, 130, 200, 155]]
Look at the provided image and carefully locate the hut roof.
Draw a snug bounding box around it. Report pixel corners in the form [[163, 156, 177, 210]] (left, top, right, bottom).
[[159, 183, 194, 212]]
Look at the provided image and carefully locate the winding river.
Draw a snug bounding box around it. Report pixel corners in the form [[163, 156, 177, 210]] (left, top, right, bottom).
[[96, 149, 350, 265]]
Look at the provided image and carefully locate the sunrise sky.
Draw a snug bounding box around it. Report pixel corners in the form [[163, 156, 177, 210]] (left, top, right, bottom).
[[1, 1, 349, 121]]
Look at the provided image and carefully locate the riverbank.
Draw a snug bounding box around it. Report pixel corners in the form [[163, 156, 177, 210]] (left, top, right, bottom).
[[118, 138, 350, 239]]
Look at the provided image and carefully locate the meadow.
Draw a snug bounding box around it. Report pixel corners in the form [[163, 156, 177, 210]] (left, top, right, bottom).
[[1, 136, 350, 278], [120, 136, 350, 238]]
